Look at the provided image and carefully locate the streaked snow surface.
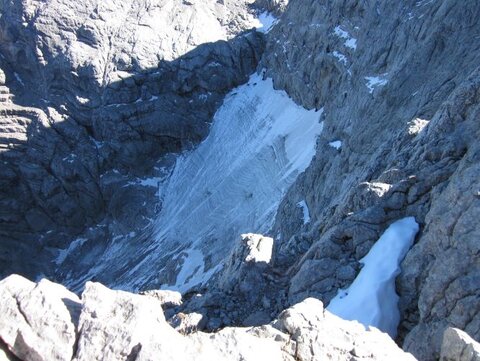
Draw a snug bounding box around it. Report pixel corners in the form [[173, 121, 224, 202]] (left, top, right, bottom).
[[327, 217, 419, 337], [65, 73, 323, 293], [152, 73, 323, 292]]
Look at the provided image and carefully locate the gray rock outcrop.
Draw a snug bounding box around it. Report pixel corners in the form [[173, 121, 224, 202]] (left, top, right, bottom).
[[256, 1, 480, 359], [440, 327, 480, 361], [0, 275, 416, 361], [0, 275, 80, 361]]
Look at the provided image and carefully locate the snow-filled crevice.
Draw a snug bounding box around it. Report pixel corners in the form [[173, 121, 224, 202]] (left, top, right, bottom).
[[327, 217, 419, 337], [97, 73, 323, 293]]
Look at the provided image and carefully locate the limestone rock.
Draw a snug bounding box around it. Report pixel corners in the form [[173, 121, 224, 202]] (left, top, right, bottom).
[[440, 327, 480, 361], [216, 233, 274, 292], [0, 275, 80, 361], [259, 2, 480, 359], [254, 0, 289, 15], [0, 276, 418, 361], [74, 281, 186, 361], [141, 289, 183, 309], [169, 312, 206, 334], [274, 298, 416, 361]]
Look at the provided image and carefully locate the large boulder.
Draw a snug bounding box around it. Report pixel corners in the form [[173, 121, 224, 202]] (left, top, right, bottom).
[[0, 275, 81, 361], [440, 327, 480, 361]]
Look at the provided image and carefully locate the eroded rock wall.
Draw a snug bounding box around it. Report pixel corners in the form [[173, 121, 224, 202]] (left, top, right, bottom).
[[257, 0, 480, 359]]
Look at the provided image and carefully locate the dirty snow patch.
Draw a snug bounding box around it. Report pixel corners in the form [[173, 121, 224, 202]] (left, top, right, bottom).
[[56, 238, 88, 265]]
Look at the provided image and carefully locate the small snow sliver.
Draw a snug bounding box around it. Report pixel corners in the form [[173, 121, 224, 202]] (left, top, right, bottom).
[[327, 217, 419, 337]]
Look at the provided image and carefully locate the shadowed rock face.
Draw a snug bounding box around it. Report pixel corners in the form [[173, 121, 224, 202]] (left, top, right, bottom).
[[0, 0, 265, 280]]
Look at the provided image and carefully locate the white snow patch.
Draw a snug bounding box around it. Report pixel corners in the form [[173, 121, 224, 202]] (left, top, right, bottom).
[[138, 177, 161, 187], [327, 217, 419, 337], [364, 75, 388, 94], [333, 26, 357, 50], [243, 233, 274, 263], [55, 238, 88, 265], [329, 140, 342, 149], [408, 118, 429, 135], [297, 200, 311, 224], [254, 12, 277, 33], [332, 51, 348, 66], [345, 38, 357, 50], [125, 176, 162, 196], [76, 96, 90, 105]]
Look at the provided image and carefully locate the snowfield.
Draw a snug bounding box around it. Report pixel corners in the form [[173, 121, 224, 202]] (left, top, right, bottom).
[[152, 73, 323, 291], [68, 72, 323, 293]]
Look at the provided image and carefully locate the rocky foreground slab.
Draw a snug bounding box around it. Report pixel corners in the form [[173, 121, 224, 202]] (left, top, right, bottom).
[[0, 275, 418, 361]]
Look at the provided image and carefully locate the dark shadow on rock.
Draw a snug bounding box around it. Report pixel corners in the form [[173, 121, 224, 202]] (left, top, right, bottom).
[[0, 336, 21, 361], [62, 297, 82, 327], [0, 11, 265, 287]]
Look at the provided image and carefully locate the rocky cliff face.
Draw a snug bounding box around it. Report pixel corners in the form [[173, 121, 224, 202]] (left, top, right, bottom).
[[0, 0, 265, 280], [0, 0, 479, 360]]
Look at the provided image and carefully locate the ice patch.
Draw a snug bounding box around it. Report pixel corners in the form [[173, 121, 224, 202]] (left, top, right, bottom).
[[297, 200, 311, 225], [327, 217, 419, 337], [365, 75, 388, 94], [254, 12, 277, 33], [333, 26, 357, 50], [329, 140, 342, 150]]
